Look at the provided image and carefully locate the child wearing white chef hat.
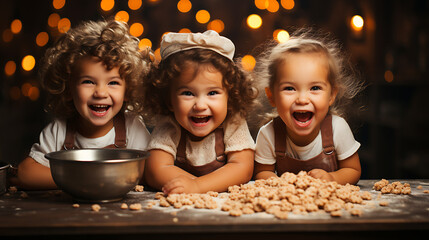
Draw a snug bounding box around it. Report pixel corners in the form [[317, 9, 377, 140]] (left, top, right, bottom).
[[10, 20, 152, 189], [143, 30, 258, 194]]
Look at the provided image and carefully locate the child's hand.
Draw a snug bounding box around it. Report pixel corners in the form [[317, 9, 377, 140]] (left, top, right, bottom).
[[162, 175, 200, 195], [308, 169, 335, 182]]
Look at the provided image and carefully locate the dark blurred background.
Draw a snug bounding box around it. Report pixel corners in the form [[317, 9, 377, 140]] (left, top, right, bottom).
[[1, 0, 428, 179]]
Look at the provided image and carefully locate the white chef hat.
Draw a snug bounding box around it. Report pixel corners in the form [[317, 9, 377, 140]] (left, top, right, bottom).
[[160, 30, 235, 61]]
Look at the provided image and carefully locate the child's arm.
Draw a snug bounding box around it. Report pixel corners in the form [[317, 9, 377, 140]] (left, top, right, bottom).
[[253, 162, 278, 180], [309, 152, 361, 185], [144, 149, 196, 191], [14, 157, 57, 190], [161, 149, 254, 194]]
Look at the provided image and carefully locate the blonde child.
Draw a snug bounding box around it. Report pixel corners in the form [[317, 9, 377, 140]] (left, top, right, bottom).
[[143, 30, 258, 194], [254, 30, 363, 185], [10, 20, 152, 189]]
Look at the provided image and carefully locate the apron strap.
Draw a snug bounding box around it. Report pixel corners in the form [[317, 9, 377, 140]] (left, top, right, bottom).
[[63, 112, 126, 150], [320, 114, 334, 155], [273, 117, 287, 158]]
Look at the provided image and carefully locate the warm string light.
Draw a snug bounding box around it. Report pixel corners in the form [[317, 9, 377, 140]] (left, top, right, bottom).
[[177, 0, 192, 13], [4, 0, 308, 103], [241, 55, 256, 71], [247, 14, 262, 29], [53, 0, 66, 10], [115, 11, 130, 22], [351, 15, 364, 31], [128, 0, 142, 10]]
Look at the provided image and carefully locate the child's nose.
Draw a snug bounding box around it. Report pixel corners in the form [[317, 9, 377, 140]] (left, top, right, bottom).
[[94, 85, 108, 98], [193, 97, 208, 111], [296, 92, 310, 105]]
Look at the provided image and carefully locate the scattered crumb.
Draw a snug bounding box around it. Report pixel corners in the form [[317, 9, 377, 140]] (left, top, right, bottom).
[[91, 204, 101, 212], [20, 192, 28, 198], [170, 211, 177, 216], [373, 179, 411, 195], [72, 203, 80, 208], [330, 210, 342, 217], [8, 186, 17, 193], [349, 209, 362, 216], [417, 185, 423, 189], [423, 190, 429, 194], [379, 201, 389, 206], [129, 203, 142, 211], [120, 203, 128, 209], [134, 185, 144, 192], [172, 217, 178, 222]]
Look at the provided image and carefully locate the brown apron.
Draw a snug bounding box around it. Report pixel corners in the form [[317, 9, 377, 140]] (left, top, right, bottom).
[[62, 112, 127, 150], [273, 114, 338, 176], [174, 127, 227, 177]]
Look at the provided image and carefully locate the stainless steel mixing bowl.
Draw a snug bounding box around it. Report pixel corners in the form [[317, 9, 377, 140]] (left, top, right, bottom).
[[45, 149, 148, 202]]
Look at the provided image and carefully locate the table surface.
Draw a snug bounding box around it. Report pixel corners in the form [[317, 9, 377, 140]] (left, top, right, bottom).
[[1, 179, 429, 238]]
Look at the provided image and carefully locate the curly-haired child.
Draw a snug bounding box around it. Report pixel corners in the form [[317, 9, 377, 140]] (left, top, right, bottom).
[[143, 30, 258, 194], [10, 20, 152, 189], [254, 30, 364, 185]]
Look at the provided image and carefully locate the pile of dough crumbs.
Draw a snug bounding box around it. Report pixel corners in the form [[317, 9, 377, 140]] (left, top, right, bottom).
[[372, 179, 411, 195], [155, 171, 374, 219]]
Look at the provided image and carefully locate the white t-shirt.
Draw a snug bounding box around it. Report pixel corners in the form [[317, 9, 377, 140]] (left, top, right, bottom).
[[147, 114, 255, 167], [255, 115, 360, 165], [29, 112, 150, 167]]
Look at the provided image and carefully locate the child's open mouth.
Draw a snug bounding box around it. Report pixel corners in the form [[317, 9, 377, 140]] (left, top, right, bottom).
[[293, 111, 313, 125], [190, 115, 211, 125], [89, 104, 111, 113]]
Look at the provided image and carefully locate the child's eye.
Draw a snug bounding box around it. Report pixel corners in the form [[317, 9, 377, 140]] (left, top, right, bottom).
[[208, 91, 218, 96], [81, 80, 94, 85], [180, 91, 194, 96], [283, 86, 295, 91], [310, 86, 321, 91], [108, 81, 120, 86]]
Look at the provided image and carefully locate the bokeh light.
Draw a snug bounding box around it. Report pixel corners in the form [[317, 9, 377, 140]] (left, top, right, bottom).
[[53, 0, 66, 10], [100, 0, 115, 11], [241, 55, 256, 71], [281, 0, 295, 10], [207, 19, 224, 33], [22, 55, 36, 71], [58, 18, 71, 33], [28, 86, 40, 101], [36, 32, 49, 47], [130, 22, 144, 37], [255, 0, 268, 10], [196, 10, 210, 24], [21, 82, 32, 97], [247, 14, 262, 29], [115, 11, 130, 22], [177, 0, 192, 13], [179, 28, 191, 33], [273, 29, 290, 43], [139, 38, 152, 49], [266, 0, 279, 13], [4, 61, 16, 76], [48, 13, 61, 28], [128, 0, 142, 10], [384, 70, 394, 83], [351, 15, 364, 31], [11, 19, 22, 34]]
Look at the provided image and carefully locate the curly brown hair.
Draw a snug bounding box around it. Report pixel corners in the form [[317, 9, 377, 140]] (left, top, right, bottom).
[[142, 48, 258, 123], [39, 20, 152, 119]]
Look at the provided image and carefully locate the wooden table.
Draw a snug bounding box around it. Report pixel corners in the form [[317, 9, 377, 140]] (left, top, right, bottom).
[[1, 180, 428, 239]]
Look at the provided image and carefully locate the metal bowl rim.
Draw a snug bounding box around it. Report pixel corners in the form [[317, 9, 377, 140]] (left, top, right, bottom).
[[45, 149, 148, 164], [0, 162, 10, 170]]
